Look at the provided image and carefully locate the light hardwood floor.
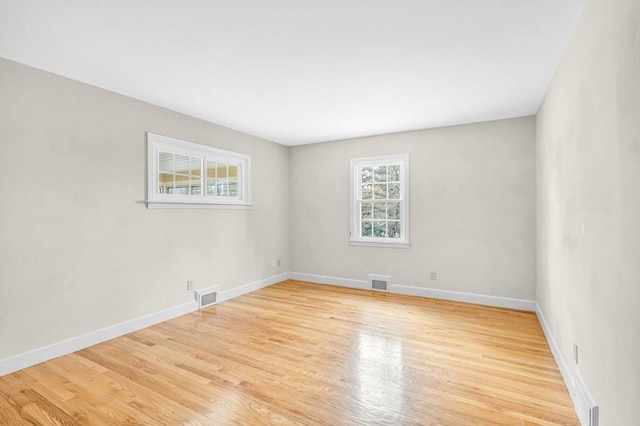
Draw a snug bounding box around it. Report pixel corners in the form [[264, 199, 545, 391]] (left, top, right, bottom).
[[0, 280, 578, 425]]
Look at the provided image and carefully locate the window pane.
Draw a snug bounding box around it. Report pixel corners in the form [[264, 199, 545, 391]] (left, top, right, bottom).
[[168, 183, 188, 195], [361, 167, 373, 184], [389, 165, 400, 182], [388, 182, 400, 199], [174, 174, 189, 194], [218, 180, 228, 196], [373, 203, 386, 219], [374, 166, 387, 182], [362, 184, 373, 200], [228, 180, 238, 197], [387, 202, 400, 219], [218, 163, 228, 178], [374, 183, 387, 199], [158, 173, 173, 194], [175, 154, 190, 174], [191, 157, 202, 176], [373, 221, 387, 237], [207, 179, 222, 197], [361, 203, 372, 219], [207, 162, 217, 179], [191, 177, 201, 195], [158, 173, 173, 183], [362, 220, 373, 237], [388, 221, 401, 238], [159, 152, 173, 172]]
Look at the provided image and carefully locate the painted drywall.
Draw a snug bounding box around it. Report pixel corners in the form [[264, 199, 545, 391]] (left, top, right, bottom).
[[289, 117, 536, 300], [0, 58, 290, 360], [536, 0, 640, 424]]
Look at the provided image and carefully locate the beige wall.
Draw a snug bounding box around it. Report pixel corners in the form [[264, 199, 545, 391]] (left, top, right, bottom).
[[290, 117, 536, 300], [536, 1, 640, 424], [0, 58, 290, 359]]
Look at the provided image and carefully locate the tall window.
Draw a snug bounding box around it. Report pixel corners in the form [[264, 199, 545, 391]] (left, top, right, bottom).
[[350, 154, 410, 248], [147, 133, 251, 208]]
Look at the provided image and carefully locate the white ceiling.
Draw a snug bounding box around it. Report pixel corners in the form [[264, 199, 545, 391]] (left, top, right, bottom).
[[0, 0, 586, 146]]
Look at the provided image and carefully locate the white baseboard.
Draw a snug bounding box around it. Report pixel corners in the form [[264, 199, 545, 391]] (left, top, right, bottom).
[[217, 272, 290, 303], [290, 272, 536, 311], [289, 272, 369, 290], [392, 284, 536, 311], [0, 300, 198, 377], [0, 272, 289, 377], [536, 303, 595, 426]]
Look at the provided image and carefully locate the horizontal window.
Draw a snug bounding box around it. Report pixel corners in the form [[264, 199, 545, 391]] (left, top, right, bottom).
[[147, 133, 251, 209]]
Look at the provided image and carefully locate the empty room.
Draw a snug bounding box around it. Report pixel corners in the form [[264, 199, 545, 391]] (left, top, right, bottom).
[[0, 0, 638, 425]]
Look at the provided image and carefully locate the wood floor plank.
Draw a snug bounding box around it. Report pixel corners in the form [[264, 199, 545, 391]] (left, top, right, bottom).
[[0, 280, 579, 425]]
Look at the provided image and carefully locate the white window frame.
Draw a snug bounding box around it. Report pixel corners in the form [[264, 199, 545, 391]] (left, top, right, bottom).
[[146, 132, 251, 209], [350, 154, 410, 248]]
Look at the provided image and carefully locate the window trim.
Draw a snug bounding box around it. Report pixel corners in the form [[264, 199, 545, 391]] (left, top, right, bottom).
[[349, 154, 410, 248], [146, 132, 251, 209]]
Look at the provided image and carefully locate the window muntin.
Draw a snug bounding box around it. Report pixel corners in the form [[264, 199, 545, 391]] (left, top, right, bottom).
[[147, 133, 251, 208], [350, 155, 409, 248]]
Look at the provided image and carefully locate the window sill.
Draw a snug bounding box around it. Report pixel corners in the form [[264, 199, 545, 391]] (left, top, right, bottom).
[[349, 240, 410, 249], [146, 201, 253, 210]]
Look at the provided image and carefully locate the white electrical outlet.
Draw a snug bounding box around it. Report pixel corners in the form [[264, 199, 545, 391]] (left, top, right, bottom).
[[430, 272, 437, 280], [187, 280, 193, 291], [271, 259, 281, 267]]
